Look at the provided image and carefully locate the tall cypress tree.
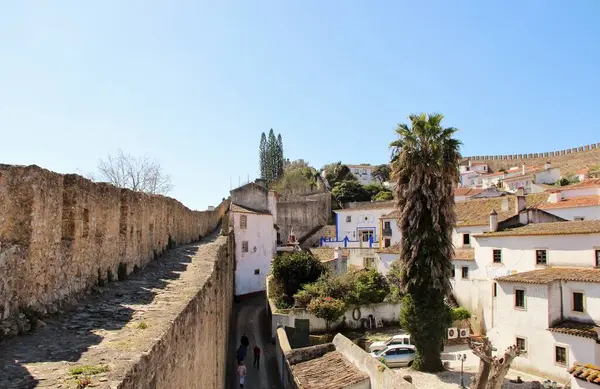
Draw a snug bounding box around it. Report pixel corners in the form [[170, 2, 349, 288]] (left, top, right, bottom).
[[259, 132, 267, 180], [267, 129, 277, 183], [276, 133, 284, 180]]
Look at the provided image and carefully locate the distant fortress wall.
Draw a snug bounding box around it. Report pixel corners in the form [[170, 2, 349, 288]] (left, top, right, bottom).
[[465, 142, 600, 162]]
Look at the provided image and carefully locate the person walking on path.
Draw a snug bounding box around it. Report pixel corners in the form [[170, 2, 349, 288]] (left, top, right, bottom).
[[236, 344, 247, 364], [241, 333, 249, 348], [253, 344, 261, 369], [237, 361, 247, 388]]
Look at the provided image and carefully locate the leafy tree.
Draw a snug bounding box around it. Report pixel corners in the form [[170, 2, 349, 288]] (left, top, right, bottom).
[[322, 162, 356, 187], [307, 297, 346, 332], [451, 307, 472, 321], [271, 251, 326, 297], [331, 181, 371, 205], [373, 191, 394, 201], [372, 164, 391, 183], [390, 113, 461, 372], [259, 133, 268, 181], [555, 175, 579, 186], [345, 269, 390, 305], [363, 183, 387, 198], [271, 160, 319, 194]]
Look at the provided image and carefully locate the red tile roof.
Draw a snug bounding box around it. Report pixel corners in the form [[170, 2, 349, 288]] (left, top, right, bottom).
[[454, 188, 485, 197], [539, 195, 600, 210], [569, 362, 600, 385], [495, 267, 600, 284], [549, 320, 598, 340], [478, 220, 600, 237], [561, 178, 600, 190], [291, 351, 369, 389]]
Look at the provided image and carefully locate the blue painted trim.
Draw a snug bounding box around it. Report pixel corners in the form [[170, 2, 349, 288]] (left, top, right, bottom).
[[335, 213, 339, 242], [356, 226, 377, 243]]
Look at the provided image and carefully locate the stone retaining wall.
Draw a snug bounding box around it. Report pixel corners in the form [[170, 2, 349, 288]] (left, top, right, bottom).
[[0, 164, 228, 338]]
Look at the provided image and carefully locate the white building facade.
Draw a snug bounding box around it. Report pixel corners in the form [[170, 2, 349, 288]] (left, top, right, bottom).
[[348, 164, 377, 186], [230, 182, 278, 296]]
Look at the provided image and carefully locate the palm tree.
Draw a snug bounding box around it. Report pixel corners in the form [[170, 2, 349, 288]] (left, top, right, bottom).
[[390, 113, 461, 372]]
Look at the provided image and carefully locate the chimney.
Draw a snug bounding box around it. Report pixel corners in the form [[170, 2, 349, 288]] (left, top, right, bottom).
[[515, 188, 527, 213], [548, 191, 561, 203], [501, 198, 509, 212], [522, 164, 526, 175], [544, 161, 551, 170], [489, 209, 498, 232]]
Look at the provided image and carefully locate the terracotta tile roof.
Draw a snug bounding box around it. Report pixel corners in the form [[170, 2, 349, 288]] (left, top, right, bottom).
[[230, 203, 271, 215], [376, 244, 474, 261], [291, 351, 369, 389], [338, 201, 394, 211], [381, 210, 400, 219], [495, 267, 600, 284], [309, 247, 335, 261], [549, 320, 598, 340], [561, 178, 600, 190], [455, 194, 549, 226], [539, 195, 600, 210], [478, 220, 600, 237], [376, 243, 400, 254], [379, 194, 548, 226], [482, 172, 505, 177], [455, 248, 475, 261], [454, 188, 485, 197], [569, 362, 600, 385]]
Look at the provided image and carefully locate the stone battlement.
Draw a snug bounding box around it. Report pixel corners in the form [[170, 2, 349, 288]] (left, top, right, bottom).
[[0, 164, 228, 338], [462, 142, 600, 174]]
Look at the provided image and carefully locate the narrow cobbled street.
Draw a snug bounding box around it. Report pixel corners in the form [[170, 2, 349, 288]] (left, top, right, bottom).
[[228, 294, 280, 389]]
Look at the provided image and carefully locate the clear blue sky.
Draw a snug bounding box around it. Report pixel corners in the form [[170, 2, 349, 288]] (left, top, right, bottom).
[[1, 1, 599, 210]]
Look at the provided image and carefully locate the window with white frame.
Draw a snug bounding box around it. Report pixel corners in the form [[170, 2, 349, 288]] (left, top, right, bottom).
[[384, 238, 391, 248], [240, 215, 247, 229], [515, 289, 525, 309], [493, 282, 497, 297], [463, 234, 470, 246], [555, 345, 567, 366], [535, 249, 547, 265], [573, 292, 585, 313], [461, 266, 469, 279], [516, 337, 526, 353], [493, 249, 502, 263], [363, 257, 375, 269], [242, 241, 249, 253], [346, 216, 352, 223]]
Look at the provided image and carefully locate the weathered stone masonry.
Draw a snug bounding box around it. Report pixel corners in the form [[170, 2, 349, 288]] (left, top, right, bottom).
[[0, 164, 228, 337]]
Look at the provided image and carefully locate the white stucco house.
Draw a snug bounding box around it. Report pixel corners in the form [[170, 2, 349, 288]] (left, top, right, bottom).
[[321, 201, 394, 248], [230, 181, 278, 296], [347, 164, 377, 185], [501, 163, 561, 193]]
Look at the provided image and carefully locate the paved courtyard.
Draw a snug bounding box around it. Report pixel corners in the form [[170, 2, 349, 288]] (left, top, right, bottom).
[[394, 344, 567, 389]]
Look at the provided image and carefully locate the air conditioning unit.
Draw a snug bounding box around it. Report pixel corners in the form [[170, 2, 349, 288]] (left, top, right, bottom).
[[459, 328, 469, 338], [448, 328, 458, 339]]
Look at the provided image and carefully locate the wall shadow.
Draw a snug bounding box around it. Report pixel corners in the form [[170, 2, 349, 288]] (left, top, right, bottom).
[[0, 232, 220, 388]]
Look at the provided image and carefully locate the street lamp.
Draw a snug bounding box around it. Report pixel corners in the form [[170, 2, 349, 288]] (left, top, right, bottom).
[[457, 353, 468, 388]]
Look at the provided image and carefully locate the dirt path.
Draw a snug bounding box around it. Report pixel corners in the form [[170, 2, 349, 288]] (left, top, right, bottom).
[[228, 294, 280, 389]]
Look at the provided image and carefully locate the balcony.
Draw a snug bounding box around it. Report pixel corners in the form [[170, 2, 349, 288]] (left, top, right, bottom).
[[382, 228, 392, 237]]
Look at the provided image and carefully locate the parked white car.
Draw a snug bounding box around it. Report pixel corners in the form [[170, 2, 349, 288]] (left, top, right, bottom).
[[368, 333, 412, 353], [371, 344, 416, 367]]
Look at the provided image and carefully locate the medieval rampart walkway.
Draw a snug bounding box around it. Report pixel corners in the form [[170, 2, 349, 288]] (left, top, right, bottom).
[[0, 232, 226, 389]]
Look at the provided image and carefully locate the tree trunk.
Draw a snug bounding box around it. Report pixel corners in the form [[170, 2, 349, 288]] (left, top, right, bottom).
[[469, 338, 523, 389], [469, 338, 492, 389]]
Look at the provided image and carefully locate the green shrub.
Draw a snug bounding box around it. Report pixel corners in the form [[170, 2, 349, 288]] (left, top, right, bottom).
[[293, 290, 314, 308], [346, 269, 390, 305], [451, 307, 471, 321], [272, 252, 326, 297], [373, 191, 394, 201], [307, 297, 346, 332], [384, 284, 403, 303]]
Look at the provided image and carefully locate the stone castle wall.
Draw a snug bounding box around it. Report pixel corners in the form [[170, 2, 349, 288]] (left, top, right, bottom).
[[464, 142, 600, 173], [118, 232, 234, 389], [277, 192, 332, 242], [0, 164, 228, 337]]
